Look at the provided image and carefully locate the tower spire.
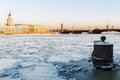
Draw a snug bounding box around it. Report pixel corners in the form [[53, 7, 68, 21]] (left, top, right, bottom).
[[6, 12, 13, 26], [9, 12, 11, 16]]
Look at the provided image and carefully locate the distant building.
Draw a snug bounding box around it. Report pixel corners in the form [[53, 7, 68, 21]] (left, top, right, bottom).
[[0, 12, 51, 34], [31, 25, 50, 34], [6, 12, 13, 26], [61, 23, 64, 32]]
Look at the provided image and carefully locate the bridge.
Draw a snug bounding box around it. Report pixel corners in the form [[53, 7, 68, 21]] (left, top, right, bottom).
[[57, 29, 120, 34], [60, 30, 89, 34]]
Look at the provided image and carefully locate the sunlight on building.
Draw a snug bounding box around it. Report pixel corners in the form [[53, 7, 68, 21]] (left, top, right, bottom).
[[0, 12, 52, 34]]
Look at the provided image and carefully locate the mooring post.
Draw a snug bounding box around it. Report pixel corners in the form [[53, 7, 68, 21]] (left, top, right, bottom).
[[91, 36, 114, 69]]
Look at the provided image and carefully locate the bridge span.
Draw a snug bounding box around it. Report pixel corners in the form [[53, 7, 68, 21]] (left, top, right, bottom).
[[59, 29, 120, 34]]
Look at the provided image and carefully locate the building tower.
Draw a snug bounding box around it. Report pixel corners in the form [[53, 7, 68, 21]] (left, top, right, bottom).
[[6, 12, 13, 26], [106, 24, 109, 31], [61, 23, 64, 32]]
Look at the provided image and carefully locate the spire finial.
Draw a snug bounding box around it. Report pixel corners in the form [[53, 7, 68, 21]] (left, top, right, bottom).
[[9, 12, 11, 16]]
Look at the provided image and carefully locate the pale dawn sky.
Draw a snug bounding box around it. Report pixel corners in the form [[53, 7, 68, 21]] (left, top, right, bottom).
[[0, 0, 120, 28]]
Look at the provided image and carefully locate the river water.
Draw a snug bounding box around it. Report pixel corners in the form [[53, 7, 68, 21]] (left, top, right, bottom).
[[0, 34, 120, 80]]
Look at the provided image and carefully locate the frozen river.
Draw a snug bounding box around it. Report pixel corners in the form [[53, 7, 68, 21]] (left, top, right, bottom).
[[0, 34, 120, 80]]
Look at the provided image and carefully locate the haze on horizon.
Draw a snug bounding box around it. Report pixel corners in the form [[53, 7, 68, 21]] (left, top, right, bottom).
[[0, 0, 120, 29]]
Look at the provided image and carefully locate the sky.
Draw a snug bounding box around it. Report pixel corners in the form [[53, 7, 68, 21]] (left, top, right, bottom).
[[0, 0, 120, 28]]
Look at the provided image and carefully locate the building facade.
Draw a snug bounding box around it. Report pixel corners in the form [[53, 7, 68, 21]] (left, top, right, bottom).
[[0, 13, 51, 34]]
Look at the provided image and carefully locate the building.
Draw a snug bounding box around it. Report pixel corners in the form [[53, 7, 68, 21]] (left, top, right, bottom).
[[33, 25, 50, 34], [6, 12, 13, 26], [0, 12, 51, 34]]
